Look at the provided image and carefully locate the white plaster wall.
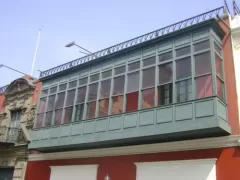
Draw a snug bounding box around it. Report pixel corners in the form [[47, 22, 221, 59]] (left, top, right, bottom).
[[231, 15, 240, 126]]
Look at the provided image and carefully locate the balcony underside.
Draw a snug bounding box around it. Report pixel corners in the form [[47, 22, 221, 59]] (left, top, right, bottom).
[[29, 97, 231, 152]]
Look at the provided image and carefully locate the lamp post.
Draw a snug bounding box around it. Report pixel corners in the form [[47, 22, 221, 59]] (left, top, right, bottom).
[[65, 41, 98, 58], [0, 64, 28, 76]]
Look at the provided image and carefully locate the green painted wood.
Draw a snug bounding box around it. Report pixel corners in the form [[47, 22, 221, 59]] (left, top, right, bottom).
[[210, 30, 218, 97], [71, 123, 82, 135], [95, 118, 108, 133], [175, 36, 190, 47], [217, 100, 227, 121], [82, 121, 94, 135], [158, 41, 172, 52], [123, 113, 138, 128], [139, 110, 154, 126], [193, 30, 209, 41], [29, 97, 231, 151], [156, 107, 173, 124], [190, 33, 195, 105], [31, 26, 230, 151], [195, 100, 214, 117], [109, 116, 122, 130], [37, 28, 216, 127], [175, 103, 193, 121]]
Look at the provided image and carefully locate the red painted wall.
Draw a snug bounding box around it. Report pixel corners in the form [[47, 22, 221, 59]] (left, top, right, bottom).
[[0, 94, 5, 112], [25, 147, 240, 180], [32, 80, 42, 105], [218, 17, 240, 134]]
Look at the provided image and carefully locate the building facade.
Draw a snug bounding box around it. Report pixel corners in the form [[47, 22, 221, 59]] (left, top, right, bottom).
[[26, 5, 240, 180], [0, 76, 41, 180]]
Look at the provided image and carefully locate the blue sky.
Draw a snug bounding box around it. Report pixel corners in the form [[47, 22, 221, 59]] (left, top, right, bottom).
[[0, 0, 225, 87]]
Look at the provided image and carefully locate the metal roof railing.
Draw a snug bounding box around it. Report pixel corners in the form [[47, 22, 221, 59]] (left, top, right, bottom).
[[233, 0, 240, 15], [40, 6, 225, 79], [0, 85, 8, 94]]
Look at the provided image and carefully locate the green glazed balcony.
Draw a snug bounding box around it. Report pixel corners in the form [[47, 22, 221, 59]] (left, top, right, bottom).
[[29, 96, 230, 152]]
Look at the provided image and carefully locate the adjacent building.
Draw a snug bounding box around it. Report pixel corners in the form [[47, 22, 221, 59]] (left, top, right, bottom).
[[25, 4, 240, 180], [0, 76, 41, 180]]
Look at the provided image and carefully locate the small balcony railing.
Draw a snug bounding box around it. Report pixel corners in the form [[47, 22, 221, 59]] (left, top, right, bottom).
[[0, 126, 20, 143]]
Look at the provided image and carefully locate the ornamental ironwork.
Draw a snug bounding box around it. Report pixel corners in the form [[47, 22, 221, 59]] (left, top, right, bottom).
[[39, 6, 225, 79], [0, 85, 8, 94]]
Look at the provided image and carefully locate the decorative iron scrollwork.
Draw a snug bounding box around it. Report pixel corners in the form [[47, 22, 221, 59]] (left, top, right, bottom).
[[40, 6, 225, 79]]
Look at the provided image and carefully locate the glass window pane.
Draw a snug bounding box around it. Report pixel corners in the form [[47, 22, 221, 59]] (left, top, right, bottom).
[[59, 84, 67, 91], [214, 42, 222, 56], [36, 113, 43, 128], [102, 70, 112, 79], [128, 62, 140, 71], [196, 75, 212, 99], [54, 109, 63, 125], [90, 74, 99, 82], [64, 107, 73, 123], [176, 46, 190, 57], [158, 83, 173, 105], [86, 101, 96, 119], [79, 78, 88, 85], [112, 95, 123, 114], [41, 89, 48, 96], [143, 67, 155, 88], [88, 83, 98, 101], [194, 40, 210, 52], [99, 98, 109, 117], [176, 79, 192, 102], [176, 57, 191, 80], [45, 111, 53, 127], [115, 66, 126, 75], [100, 80, 111, 99], [77, 86, 86, 103], [127, 72, 139, 92], [69, 81, 77, 88], [159, 63, 173, 84], [47, 95, 56, 111], [217, 77, 224, 100], [159, 51, 172, 62], [56, 92, 65, 109], [126, 92, 138, 112], [142, 88, 155, 109], [50, 87, 57, 94], [38, 98, 47, 113], [195, 52, 211, 76], [11, 110, 21, 122], [215, 53, 223, 78], [75, 104, 84, 121], [113, 76, 125, 95], [66, 90, 76, 106], [143, 57, 155, 67]]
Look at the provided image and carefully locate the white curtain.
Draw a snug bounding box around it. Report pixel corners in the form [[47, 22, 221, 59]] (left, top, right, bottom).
[[135, 159, 216, 180]]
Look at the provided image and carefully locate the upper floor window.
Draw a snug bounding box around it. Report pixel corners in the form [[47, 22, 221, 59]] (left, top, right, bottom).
[[35, 33, 225, 129], [10, 110, 21, 128]]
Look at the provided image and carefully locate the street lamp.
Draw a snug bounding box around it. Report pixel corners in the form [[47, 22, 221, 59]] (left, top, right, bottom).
[[0, 64, 28, 76], [65, 41, 98, 58]]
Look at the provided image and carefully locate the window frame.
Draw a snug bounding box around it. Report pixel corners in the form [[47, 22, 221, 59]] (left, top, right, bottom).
[[193, 39, 212, 99], [35, 32, 226, 129], [214, 40, 225, 101]]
